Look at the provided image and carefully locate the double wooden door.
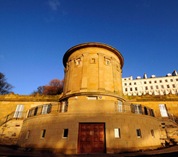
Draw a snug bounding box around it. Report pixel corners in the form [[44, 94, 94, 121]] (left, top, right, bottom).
[[78, 123, 105, 153]]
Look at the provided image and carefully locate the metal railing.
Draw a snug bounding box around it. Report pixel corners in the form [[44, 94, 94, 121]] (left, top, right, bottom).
[[1, 102, 177, 127], [115, 102, 155, 117], [23, 102, 178, 124], [167, 112, 178, 122], [27, 103, 68, 118], [0, 111, 27, 127], [117, 102, 178, 122]]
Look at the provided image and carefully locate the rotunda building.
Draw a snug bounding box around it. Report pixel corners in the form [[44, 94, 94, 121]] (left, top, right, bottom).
[[17, 43, 162, 154], [62, 42, 124, 99]]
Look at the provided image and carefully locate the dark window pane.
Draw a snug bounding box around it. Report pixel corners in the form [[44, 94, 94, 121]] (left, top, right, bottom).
[[63, 129, 68, 138], [42, 130, 46, 138]]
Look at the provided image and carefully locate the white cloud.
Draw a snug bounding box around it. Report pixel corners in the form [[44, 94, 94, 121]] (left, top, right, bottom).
[[47, 0, 60, 11]]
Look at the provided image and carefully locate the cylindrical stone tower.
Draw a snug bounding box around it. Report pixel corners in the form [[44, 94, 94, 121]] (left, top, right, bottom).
[[17, 43, 163, 154], [62, 42, 124, 101]]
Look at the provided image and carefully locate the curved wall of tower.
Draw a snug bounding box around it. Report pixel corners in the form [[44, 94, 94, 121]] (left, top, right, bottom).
[[62, 43, 124, 100]]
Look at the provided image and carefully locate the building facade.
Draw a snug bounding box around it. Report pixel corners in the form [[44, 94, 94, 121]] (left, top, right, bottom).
[[0, 43, 178, 154], [122, 71, 178, 96]]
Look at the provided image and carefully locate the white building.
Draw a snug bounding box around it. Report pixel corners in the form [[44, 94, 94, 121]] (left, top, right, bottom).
[[122, 70, 178, 96]]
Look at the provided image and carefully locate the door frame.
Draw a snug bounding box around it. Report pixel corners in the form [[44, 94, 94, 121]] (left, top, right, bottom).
[[77, 122, 106, 153]]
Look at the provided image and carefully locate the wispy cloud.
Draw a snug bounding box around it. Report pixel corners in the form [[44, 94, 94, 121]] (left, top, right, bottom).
[[47, 0, 60, 11]]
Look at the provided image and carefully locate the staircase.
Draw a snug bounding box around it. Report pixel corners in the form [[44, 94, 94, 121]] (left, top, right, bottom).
[[0, 111, 26, 127], [159, 119, 178, 146], [0, 111, 27, 145]]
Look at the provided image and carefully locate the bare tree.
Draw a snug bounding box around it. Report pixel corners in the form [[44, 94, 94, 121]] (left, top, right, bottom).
[[31, 86, 43, 95], [0, 72, 14, 95]]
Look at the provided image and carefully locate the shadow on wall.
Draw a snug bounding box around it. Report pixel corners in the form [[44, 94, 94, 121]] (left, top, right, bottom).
[[16, 109, 178, 154]]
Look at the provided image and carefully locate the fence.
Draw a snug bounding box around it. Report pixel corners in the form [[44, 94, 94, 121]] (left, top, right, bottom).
[[167, 112, 178, 122], [1, 102, 175, 124], [116, 102, 178, 122], [115, 102, 155, 117], [0, 111, 27, 127], [27, 103, 68, 118]]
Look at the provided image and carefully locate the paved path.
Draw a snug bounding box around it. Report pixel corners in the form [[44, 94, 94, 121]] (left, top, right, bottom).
[[0, 145, 178, 157]]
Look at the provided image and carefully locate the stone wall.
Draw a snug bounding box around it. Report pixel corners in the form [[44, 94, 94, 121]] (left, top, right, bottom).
[[0, 93, 61, 119], [125, 94, 178, 118]]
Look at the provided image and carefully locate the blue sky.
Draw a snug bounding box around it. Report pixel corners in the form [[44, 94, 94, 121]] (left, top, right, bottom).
[[0, 0, 178, 95]]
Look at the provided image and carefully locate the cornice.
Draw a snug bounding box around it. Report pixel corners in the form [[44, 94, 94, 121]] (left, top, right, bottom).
[[63, 42, 124, 68]]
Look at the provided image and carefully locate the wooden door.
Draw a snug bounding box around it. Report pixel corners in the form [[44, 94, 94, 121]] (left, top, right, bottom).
[[78, 123, 105, 153]]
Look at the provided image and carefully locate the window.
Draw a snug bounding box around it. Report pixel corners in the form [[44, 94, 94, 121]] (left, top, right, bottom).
[[165, 80, 168, 82], [26, 130, 30, 139], [129, 83, 131, 85], [161, 85, 164, 89], [160, 80, 162, 83], [159, 104, 168, 117], [154, 81, 157, 83], [75, 59, 80, 65], [41, 104, 51, 114], [118, 101, 122, 112], [149, 81, 151, 84], [173, 84, 175, 88], [171, 79, 173, 82], [145, 87, 148, 90], [63, 129, 68, 138], [151, 130, 154, 137], [134, 82, 136, 85], [90, 58, 95, 64], [134, 104, 142, 114], [125, 88, 127, 92], [167, 85, 170, 88], [34, 107, 38, 116], [41, 130, 46, 138], [87, 96, 97, 100], [62, 101, 68, 112], [28, 110, 33, 117], [136, 129, 141, 138], [176, 79, 178, 81], [76, 60, 80, 65], [156, 85, 158, 89], [105, 59, 110, 65], [130, 104, 135, 113], [135, 87, 137, 91], [149, 109, 155, 117], [144, 81, 146, 84], [13, 105, 24, 118], [130, 88, 132, 91], [151, 86, 153, 89], [114, 128, 120, 138], [124, 83, 127, 86], [144, 107, 148, 115]]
